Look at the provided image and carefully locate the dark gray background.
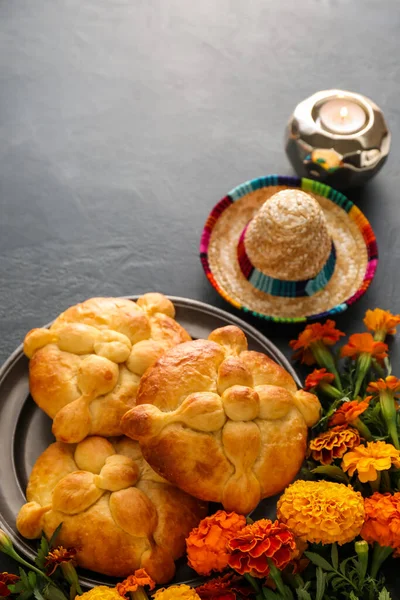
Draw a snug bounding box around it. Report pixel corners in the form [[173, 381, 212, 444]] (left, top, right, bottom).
[[1, 0, 399, 591]]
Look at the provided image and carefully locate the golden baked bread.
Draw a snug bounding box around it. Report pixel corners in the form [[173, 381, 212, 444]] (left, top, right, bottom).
[[23, 294, 191, 443], [17, 436, 207, 582], [121, 326, 321, 514]]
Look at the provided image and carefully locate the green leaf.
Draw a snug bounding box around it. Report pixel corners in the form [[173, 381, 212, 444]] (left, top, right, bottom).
[[48, 524, 63, 549], [296, 590, 312, 600], [339, 556, 353, 576], [19, 568, 33, 591], [331, 543, 339, 570], [33, 587, 46, 600], [379, 589, 392, 600], [28, 572, 37, 589], [311, 465, 349, 483], [35, 535, 49, 569], [349, 592, 359, 600], [263, 588, 278, 599], [304, 551, 335, 572], [316, 566, 326, 600], [283, 585, 294, 600], [18, 590, 34, 600]]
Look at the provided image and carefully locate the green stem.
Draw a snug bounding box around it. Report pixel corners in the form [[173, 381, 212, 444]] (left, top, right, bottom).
[[374, 330, 387, 343], [380, 390, 400, 449], [381, 470, 391, 493], [370, 543, 393, 579], [244, 573, 261, 594], [7, 549, 57, 587], [354, 353, 371, 397], [370, 472, 382, 493], [320, 382, 343, 399], [311, 341, 343, 392], [130, 588, 150, 600], [371, 358, 386, 377], [268, 561, 289, 599], [355, 541, 369, 588], [353, 417, 373, 441]]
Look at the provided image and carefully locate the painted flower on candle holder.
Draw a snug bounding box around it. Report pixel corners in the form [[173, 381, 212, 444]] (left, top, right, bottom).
[[342, 441, 400, 483], [186, 511, 246, 576], [364, 308, 400, 338], [277, 480, 364, 545], [328, 398, 370, 427], [309, 426, 361, 465], [227, 519, 297, 578], [289, 320, 345, 365]]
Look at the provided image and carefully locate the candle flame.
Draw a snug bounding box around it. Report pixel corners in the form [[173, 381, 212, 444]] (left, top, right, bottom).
[[339, 106, 349, 119]]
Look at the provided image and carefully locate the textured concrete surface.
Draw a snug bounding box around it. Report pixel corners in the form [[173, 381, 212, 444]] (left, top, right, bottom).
[[1, 0, 400, 589]]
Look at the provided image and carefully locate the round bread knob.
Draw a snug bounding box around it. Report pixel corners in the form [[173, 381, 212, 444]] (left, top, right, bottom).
[[74, 437, 115, 474], [221, 385, 260, 421], [77, 355, 119, 397], [136, 293, 175, 318], [57, 323, 100, 354]]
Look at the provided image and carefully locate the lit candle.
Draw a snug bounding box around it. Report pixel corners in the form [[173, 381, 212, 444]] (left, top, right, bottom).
[[319, 98, 367, 135]]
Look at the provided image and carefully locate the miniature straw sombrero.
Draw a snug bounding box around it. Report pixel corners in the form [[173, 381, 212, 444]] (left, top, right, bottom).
[[200, 176, 378, 323]]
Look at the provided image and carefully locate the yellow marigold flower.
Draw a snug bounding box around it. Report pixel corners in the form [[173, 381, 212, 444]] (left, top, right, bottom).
[[75, 587, 121, 600], [364, 308, 400, 339], [342, 441, 400, 483], [309, 426, 361, 465], [153, 584, 201, 599], [277, 480, 364, 545]]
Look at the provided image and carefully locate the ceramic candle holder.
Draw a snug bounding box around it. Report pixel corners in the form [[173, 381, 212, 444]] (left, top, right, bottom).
[[285, 89, 391, 189]]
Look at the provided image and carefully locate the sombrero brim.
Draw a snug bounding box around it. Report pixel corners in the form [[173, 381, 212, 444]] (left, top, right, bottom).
[[200, 176, 378, 323]]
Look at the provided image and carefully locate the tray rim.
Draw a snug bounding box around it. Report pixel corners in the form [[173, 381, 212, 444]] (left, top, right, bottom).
[[0, 295, 301, 588]]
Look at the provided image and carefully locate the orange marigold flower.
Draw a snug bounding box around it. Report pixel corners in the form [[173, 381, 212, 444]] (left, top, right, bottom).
[[304, 368, 335, 391], [186, 510, 246, 576], [44, 546, 77, 575], [227, 519, 297, 578], [342, 441, 400, 483], [196, 573, 253, 599], [340, 333, 388, 361], [367, 376, 400, 397], [277, 480, 364, 545], [361, 492, 400, 553], [0, 573, 19, 598], [116, 569, 155, 599], [364, 308, 400, 337], [289, 320, 345, 365], [328, 399, 370, 427], [309, 426, 361, 465]]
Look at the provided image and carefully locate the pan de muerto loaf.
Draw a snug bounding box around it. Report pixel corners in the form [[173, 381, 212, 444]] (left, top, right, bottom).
[[23, 294, 191, 443], [121, 326, 321, 514]]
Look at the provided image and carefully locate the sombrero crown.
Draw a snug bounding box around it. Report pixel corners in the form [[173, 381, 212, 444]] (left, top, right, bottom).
[[238, 189, 336, 298]]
